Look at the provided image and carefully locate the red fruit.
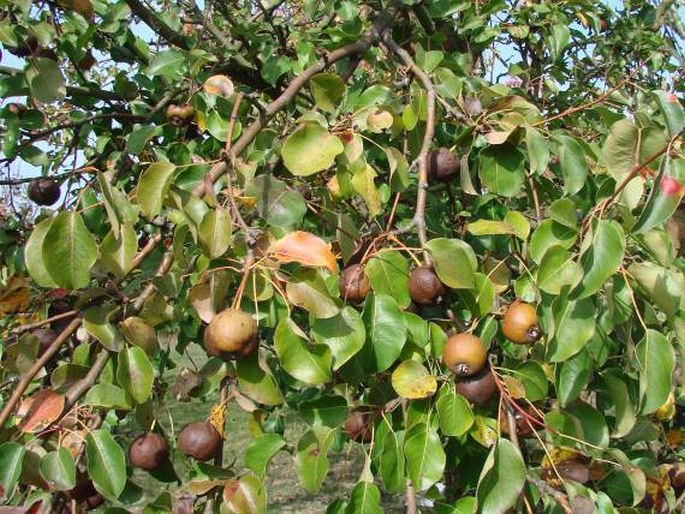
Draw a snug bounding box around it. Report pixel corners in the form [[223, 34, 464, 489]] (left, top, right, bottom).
[[660, 176, 682, 197]]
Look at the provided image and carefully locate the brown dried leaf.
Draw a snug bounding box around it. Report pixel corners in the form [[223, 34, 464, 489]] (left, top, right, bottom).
[[266, 231, 337, 273], [0, 275, 29, 316], [17, 389, 65, 433]]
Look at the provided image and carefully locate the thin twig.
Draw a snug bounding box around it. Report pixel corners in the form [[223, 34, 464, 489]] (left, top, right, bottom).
[[0, 317, 82, 428], [11, 310, 78, 335], [378, 31, 436, 263], [132, 250, 174, 311]]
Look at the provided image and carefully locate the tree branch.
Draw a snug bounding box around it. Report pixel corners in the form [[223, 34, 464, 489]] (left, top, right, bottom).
[[0, 317, 82, 428], [378, 31, 436, 262], [124, 0, 190, 50]]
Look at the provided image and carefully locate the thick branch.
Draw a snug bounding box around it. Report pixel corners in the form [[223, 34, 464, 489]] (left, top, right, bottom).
[[124, 0, 190, 50], [378, 31, 436, 261], [192, 30, 380, 197], [0, 317, 82, 428]]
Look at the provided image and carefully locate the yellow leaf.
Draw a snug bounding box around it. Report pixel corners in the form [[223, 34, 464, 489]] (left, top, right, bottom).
[[0, 275, 29, 316], [266, 231, 337, 273]]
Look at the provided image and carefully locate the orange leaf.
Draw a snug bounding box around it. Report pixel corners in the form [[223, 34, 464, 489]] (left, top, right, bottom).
[[266, 231, 337, 273], [17, 390, 65, 433], [0, 275, 29, 316]]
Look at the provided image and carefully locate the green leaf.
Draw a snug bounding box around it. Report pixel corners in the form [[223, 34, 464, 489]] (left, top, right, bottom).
[[426, 238, 477, 289], [86, 429, 126, 500], [391, 360, 437, 399], [351, 163, 381, 217], [364, 250, 410, 308], [386, 147, 410, 192], [564, 401, 609, 447], [224, 474, 267, 514], [117, 346, 154, 404], [147, 49, 186, 77], [547, 296, 596, 362], [295, 426, 335, 493], [360, 294, 407, 372], [404, 423, 445, 491], [654, 90, 684, 137], [310, 73, 346, 112], [528, 219, 577, 264], [100, 222, 137, 278], [84, 383, 131, 409], [126, 124, 162, 155], [235, 351, 283, 406], [282, 124, 344, 176], [478, 144, 525, 197], [628, 261, 685, 316], [476, 439, 526, 514], [537, 246, 582, 295], [43, 211, 98, 290], [25, 217, 57, 288], [555, 135, 588, 195], [311, 307, 365, 370], [245, 174, 307, 228], [345, 481, 383, 514], [137, 161, 176, 219], [526, 127, 549, 175], [632, 170, 683, 234], [574, 220, 625, 298], [299, 396, 348, 427], [198, 207, 232, 259], [40, 448, 76, 491], [286, 268, 341, 319], [516, 361, 548, 401], [548, 23, 570, 60], [556, 350, 591, 407], [245, 434, 286, 478], [548, 198, 578, 228], [0, 442, 25, 499], [635, 329, 675, 414], [274, 317, 332, 385], [26, 57, 65, 102], [83, 305, 124, 352], [602, 372, 636, 437], [436, 385, 474, 437], [375, 426, 405, 493]]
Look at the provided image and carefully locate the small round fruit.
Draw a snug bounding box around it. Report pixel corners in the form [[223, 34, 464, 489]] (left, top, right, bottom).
[[166, 104, 195, 127], [499, 404, 537, 437], [502, 300, 541, 345], [339, 264, 370, 302], [203, 75, 234, 98], [344, 409, 373, 443], [442, 333, 487, 377], [203, 309, 258, 360], [129, 432, 169, 470], [660, 176, 683, 196], [408, 266, 444, 305], [455, 363, 498, 405], [178, 422, 222, 461], [428, 147, 459, 181], [27, 178, 60, 206], [669, 462, 685, 494]]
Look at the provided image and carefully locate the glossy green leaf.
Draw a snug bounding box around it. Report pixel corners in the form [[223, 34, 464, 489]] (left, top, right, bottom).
[[147, 49, 186, 76], [654, 90, 684, 137], [425, 238, 477, 289], [84, 383, 131, 410], [25, 217, 57, 288], [311, 306, 365, 370], [40, 448, 76, 491], [83, 305, 124, 352], [555, 135, 588, 195], [198, 206, 232, 259], [244, 434, 286, 478], [602, 372, 636, 437], [575, 220, 625, 298], [42, 211, 97, 289], [526, 127, 549, 175], [556, 350, 591, 407], [117, 346, 154, 404], [295, 426, 335, 493], [351, 163, 381, 217], [515, 361, 548, 401], [26, 57, 65, 102], [274, 317, 332, 385], [635, 329, 675, 414], [224, 474, 267, 514], [436, 385, 474, 437], [632, 171, 684, 234], [537, 246, 582, 294], [476, 439, 525, 514], [360, 294, 407, 372], [310, 73, 346, 112], [0, 442, 25, 499], [345, 481, 383, 514], [299, 396, 348, 427], [282, 123, 344, 176], [236, 351, 283, 406], [137, 161, 176, 219], [100, 222, 137, 278], [364, 250, 410, 308], [86, 429, 126, 499], [478, 144, 525, 197], [404, 423, 446, 491], [528, 219, 578, 264], [286, 268, 341, 319], [547, 296, 596, 362], [376, 426, 405, 493], [548, 198, 578, 228], [628, 261, 685, 316]]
